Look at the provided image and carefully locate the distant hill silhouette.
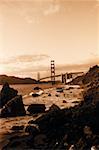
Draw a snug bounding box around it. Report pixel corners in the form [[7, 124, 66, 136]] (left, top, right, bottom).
[[0, 75, 37, 84]]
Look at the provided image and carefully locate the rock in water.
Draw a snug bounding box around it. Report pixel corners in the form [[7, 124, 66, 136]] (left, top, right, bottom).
[[1, 95, 26, 117], [27, 104, 46, 114], [0, 82, 18, 108]]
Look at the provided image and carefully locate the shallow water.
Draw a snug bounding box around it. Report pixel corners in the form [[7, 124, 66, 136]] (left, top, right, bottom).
[[0, 83, 56, 96]]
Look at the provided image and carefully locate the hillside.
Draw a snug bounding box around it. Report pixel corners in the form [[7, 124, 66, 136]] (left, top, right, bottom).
[[69, 65, 99, 86], [0, 75, 37, 84], [69, 65, 99, 104]]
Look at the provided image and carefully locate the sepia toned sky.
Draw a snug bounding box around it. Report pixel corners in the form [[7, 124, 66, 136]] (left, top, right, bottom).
[[0, 0, 99, 78]]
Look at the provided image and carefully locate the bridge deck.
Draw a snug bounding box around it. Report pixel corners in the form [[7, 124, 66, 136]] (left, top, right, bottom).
[[39, 72, 84, 81]]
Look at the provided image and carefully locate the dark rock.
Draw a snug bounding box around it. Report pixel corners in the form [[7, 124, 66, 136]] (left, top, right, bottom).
[[56, 94, 59, 97], [33, 104, 65, 132], [28, 120, 35, 124], [27, 104, 46, 114], [63, 100, 67, 103], [48, 93, 51, 96], [0, 82, 18, 108], [56, 88, 63, 93], [2, 134, 33, 149], [1, 95, 26, 117], [34, 87, 42, 90], [25, 125, 40, 136], [11, 125, 24, 131], [72, 101, 79, 104], [32, 93, 39, 97], [34, 134, 47, 148]]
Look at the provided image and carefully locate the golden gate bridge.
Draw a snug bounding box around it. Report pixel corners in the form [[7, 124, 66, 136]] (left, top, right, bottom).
[[38, 60, 84, 84]]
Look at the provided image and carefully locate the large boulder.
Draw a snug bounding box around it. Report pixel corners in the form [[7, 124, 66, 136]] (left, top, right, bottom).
[[27, 104, 46, 114], [0, 82, 18, 108], [1, 95, 26, 117], [33, 104, 65, 132]]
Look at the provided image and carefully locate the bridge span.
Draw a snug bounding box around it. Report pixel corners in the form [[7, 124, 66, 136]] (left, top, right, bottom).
[[39, 71, 84, 84], [37, 60, 84, 84]]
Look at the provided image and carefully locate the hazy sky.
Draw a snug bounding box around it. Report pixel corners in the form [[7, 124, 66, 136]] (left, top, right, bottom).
[[0, 0, 99, 78]]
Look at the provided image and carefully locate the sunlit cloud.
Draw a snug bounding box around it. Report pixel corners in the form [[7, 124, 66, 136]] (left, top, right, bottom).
[[0, 54, 50, 77], [0, 55, 98, 78], [0, 0, 61, 24], [56, 56, 99, 72], [0, 54, 50, 64], [43, 4, 60, 15]]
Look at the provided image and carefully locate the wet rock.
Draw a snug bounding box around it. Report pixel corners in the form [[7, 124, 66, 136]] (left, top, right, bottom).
[[63, 100, 67, 103], [28, 119, 35, 124], [11, 125, 24, 131], [25, 125, 40, 136], [34, 87, 42, 90], [55, 94, 59, 97], [32, 90, 44, 97], [56, 88, 63, 93], [0, 82, 18, 108], [1, 95, 26, 117], [27, 104, 46, 114], [32, 93, 40, 97], [72, 101, 79, 104], [48, 93, 51, 96]]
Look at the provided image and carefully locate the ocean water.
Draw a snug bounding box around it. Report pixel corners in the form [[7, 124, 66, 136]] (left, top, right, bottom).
[[0, 84, 36, 96], [0, 83, 54, 96]]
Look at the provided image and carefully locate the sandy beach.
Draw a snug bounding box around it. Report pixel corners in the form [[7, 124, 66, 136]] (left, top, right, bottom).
[[0, 83, 84, 149]]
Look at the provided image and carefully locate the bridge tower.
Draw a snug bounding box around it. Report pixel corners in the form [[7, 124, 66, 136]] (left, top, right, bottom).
[[51, 60, 55, 84], [62, 73, 67, 84]]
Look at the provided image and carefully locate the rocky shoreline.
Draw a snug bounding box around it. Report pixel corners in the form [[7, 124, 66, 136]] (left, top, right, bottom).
[[0, 65, 99, 149]]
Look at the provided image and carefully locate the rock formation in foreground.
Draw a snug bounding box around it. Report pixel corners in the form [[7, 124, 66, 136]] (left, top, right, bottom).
[[0, 83, 26, 117], [1, 95, 26, 117], [0, 82, 18, 108]]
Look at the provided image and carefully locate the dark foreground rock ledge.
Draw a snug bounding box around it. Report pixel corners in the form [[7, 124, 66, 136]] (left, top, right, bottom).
[[1, 95, 26, 117], [3, 100, 99, 149], [0, 83, 26, 117], [0, 82, 18, 108]]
